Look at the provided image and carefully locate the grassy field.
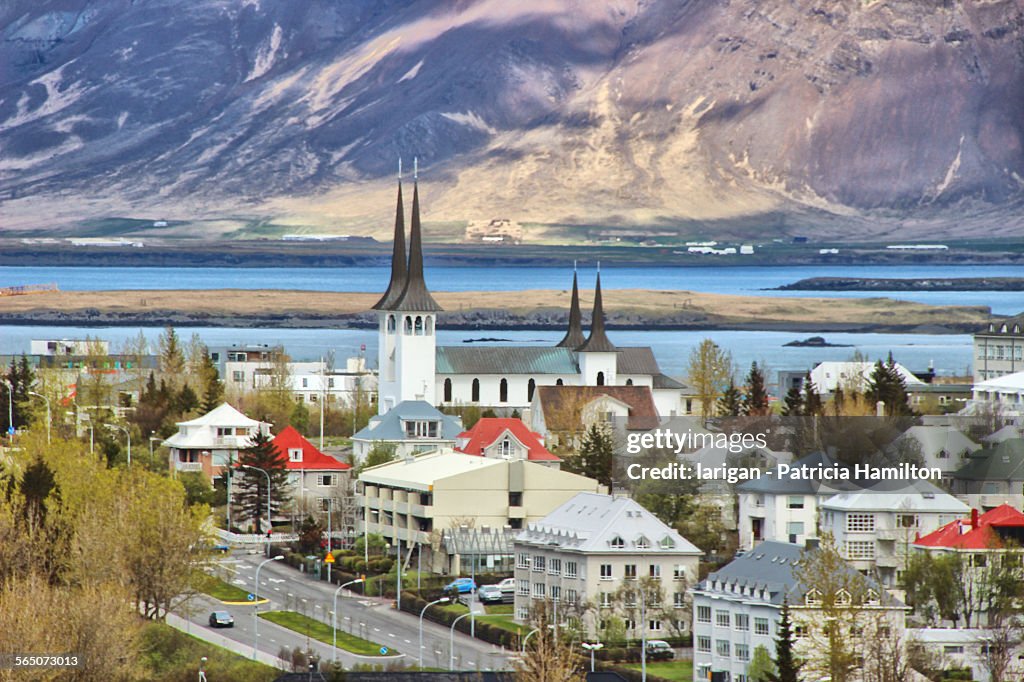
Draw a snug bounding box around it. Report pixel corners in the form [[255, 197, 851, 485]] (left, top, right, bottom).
[[622, 659, 694, 681], [138, 621, 278, 681], [196, 573, 260, 603], [259, 610, 395, 656]]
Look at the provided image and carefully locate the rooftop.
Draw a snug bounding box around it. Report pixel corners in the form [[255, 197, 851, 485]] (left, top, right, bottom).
[[353, 401, 463, 442], [272, 426, 351, 471], [455, 418, 560, 462]]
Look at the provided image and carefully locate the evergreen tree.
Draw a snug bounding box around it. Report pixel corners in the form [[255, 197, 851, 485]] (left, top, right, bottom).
[[769, 599, 801, 682], [802, 372, 823, 416], [235, 430, 291, 532], [356, 441, 397, 475], [199, 354, 224, 413], [717, 380, 744, 416], [781, 385, 804, 417], [568, 423, 615, 489], [3, 355, 35, 433], [743, 362, 770, 416], [175, 384, 199, 415], [157, 326, 186, 379], [866, 353, 913, 416]]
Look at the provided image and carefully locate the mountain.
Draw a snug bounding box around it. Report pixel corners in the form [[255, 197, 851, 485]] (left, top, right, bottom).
[[1, 0, 1023, 239]]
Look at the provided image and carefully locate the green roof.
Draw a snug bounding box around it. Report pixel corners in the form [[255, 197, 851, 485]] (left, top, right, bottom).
[[953, 439, 1024, 481], [437, 346, 579, 374]]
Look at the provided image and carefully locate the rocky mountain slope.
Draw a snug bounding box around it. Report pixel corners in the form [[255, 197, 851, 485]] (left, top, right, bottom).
[[1, 0, 1023, 238]]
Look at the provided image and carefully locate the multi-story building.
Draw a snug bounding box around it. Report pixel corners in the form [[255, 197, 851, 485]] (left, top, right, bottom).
[[970, 370, 1024, 417], [163, 402, 271, 480], [357, 451, 604, 572], [691, 541, 907, 682], [820, 483, 968, 587], [808, 360, 923, 397], [973, 316, 1024, 382], [952, 438, 1024, 510], [351, 400, 463, 461], [513, 493, 702, 639]]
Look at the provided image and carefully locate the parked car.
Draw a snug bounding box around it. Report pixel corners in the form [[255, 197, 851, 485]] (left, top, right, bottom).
[[444, 577, 477, 594], [212, 543, 230, 553], [209, 611, 234, 628], [497, 577, 515, 593], [477, 585, 503, 603], [645, 640, 674, 660]]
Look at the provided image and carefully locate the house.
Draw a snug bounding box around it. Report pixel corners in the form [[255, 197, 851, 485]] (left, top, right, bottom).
[[890, 425, 980, 479], [910, 628, 1024, 682], [513, 492, 702, 639], [163, 403, 271, 480], [690, 541, 907, 682], [969, 371, 1024, 418], [808, 360, 924, 397], [356, 451, 604, 572], [454, 417, 561, 468], [973, 315, 1024, 382], [369, 178, 693, 414], [819, 482, 969, 587], [529, 384, 660, 450], [351, 400, 463, 462], [951, 439, 1024, 510], [273, 425, 351, 508], [906, 382, 972, 414]]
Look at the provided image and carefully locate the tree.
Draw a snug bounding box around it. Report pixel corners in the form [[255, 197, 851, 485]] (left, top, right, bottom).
[[158, 325, 186, 381], [866, 353, 913, 416], [297, 514, 325, 554], [514, 599, 583, 682], [686, 339, 734, 418], [748, 645, 777, 682], [769, 599, 801, 682], [199, 352, 225, 413], [565, 422, 614, 489], [717, 380, 744, 416], [175, 383, 199, 415], [781, 385, 804, 417], [743, 362, 770, 416], [357, 441, 397, 475], [235, 430, 291, 532], [802, 372, 823, 416]]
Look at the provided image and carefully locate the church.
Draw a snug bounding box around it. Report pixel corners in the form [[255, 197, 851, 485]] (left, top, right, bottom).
[[371, 178, 693, 418]]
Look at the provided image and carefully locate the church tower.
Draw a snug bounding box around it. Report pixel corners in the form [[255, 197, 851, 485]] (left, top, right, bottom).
[[577, 270, 619, 386], [555, 268, 585, 349], [375, 167, 441, 413]]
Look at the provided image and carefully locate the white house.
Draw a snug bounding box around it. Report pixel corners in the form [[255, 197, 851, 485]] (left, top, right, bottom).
[[910, 628, 1024, 682], [891, 425, 980, 478], [162, 403, 271, 481], [513, 492, 702, 639], [809, 360, 924, 396], [970, 370, 1024, 417]]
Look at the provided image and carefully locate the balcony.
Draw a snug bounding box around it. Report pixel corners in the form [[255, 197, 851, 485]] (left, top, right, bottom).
[[875, 555, 900, 568], [176, 461, 203, 472]]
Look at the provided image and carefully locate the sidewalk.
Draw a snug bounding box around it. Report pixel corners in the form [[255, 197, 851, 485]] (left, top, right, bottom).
[[165, 612, 290, 670]]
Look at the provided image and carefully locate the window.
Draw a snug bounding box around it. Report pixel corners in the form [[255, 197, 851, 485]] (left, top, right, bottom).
[[443, 378, 452, 402], [794, 624, 808, 638], [805, 589, 821, 606], [636, 535, 650, 549], [317, 474, 335, 487], [649, 620, 662, 632], [532, 556, 545, 572], [386, 314, 396, 332], [786, 521, 804, 536], [317, 498, 330, 511], [624, 618, 636, 631], [301, 377, 308, 388], [625, 591, 637, 608], [405, 420, 439, 438], [673, 564, 687, 580], [844, 540, 876, 560], [600, 564, 612, 580], [232, 371, 244, 382], [697, 636, 711, 653], [217, 427, 233, 437], [517, 552, 530, 569], [499, 378, 508, 403], [471, 378, 480, 402], [532, 583, 545, 599], [944, 645, 965, 655], [736, 644, 750, 661], [516, 606, 529, 621], [787, 495, 805, 509], [716, 640, 730, 657], [288, 447, 303, 462], [565, 561, 578, 578], [625, 564, 637, 580], [414, 316, 424, 335], [847, 513, 875, 533], [597, 371, 605, 386], [528, 378, 536, 402], [566, 589, 577, 604], [625, 378, 633, 386], [735, 614, 749, 631], [649, 564, 661, 580], [509, 491, 522, 506], [549, 558, 561, 575], [517, 580, 529, 596], [550, 585, 561, 601], [610, 535, 624, 549], [716, 610, 730, 628], [674, 592, 685, 608], [659, 535, 676, 550], [754, 617, 769, 636], [897, 514, 919, 529], [697, 605, 711, 623], [599, 592, 611, 608], [556, 378, 563, 386]]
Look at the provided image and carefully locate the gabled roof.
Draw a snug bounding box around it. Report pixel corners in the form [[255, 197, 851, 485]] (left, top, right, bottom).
[[455, 418, 560, 462], [437, 346, 579, 375], [516, 492, 701, 555], [821, 480, 968, 514], [974, 370, 1024, 392], [895, 425, 980, 458], [953, 439, 1024, 481], [616, 347, 662, 375], [272, 425, 350, 471], [535, 385, 660, 431], [177, 403, 264, 428], [914, 504, 1024, 550], [352, 400, 463, 442]]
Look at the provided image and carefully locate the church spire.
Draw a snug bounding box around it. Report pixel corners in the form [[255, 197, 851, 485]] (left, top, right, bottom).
[[577, 270, 617, 352], [556, 266, 585, 348], [372, 174, 407, 310], [391, 167, 442, 312]]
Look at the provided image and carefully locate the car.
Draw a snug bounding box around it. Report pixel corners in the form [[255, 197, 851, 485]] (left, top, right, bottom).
[[477, 585, 503, 603], [497, 577, 515, 593], [444, 577, 477, 594], [645, 640, 674, 661], [212, 543, 230, 553], [209, 611, 234, 628]]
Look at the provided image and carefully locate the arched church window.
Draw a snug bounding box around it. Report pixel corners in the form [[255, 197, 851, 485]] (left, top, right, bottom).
[[597, 371, 605, 386], [387, 314, 396, 333], [425, 317, 434, 335], [404, 316, 413, 335], [527, 379, 536, 402], [444, 378, 452, 403], [556, 379, 564, 386], [500, 378, 508, 403], [472, 378, 481, 402], [414, 316, 424, 335], [625, 378, 633, 386]]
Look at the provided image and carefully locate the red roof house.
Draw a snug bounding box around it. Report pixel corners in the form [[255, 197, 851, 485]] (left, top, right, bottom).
[[455, 418, 561, 465], [272, 426, 351, 471], [914, 504, 1024, 551]]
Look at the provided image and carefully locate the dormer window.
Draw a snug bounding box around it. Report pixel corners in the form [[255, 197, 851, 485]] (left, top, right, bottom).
[[835, 589, 851, 606], [610, 535, 625, 549], [805, 589, 822, 606], [659, 535, 676, 550], [289, 448, 303, 463], [499, 438, 513, 458], [636, 535, 650, 549], [404, 420, 439, 439], [866, 589, 880, 606]]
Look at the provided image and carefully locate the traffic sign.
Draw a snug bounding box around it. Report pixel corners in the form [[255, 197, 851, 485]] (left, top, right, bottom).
[[247, 593, 255, 601], [324, 552, 335, 564], [6, 427, 13, 435], [379, 647, 388, 655]]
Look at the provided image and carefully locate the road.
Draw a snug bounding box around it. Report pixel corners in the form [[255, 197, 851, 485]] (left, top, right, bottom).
[[177, 550, 513, 672]]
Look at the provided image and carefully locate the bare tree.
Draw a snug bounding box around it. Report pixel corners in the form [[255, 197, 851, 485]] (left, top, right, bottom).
[[686, 339, 734, 417], [515, 599, 585, 682]]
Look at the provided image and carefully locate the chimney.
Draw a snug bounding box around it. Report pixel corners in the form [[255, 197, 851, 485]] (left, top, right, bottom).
[[971, 508, 979, 530]]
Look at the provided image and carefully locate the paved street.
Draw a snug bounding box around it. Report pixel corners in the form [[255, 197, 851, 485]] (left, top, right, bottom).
[[176, 550, 514, 671]]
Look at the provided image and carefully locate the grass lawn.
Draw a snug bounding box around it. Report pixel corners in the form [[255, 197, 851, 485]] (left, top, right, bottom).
[[475, 614, 528, 636], [259, 611, 396, 656], [196, 573, 260, 603], [139, 621, 278, 681], [485, 604, 513, 615], [622, 659, 694, 681]]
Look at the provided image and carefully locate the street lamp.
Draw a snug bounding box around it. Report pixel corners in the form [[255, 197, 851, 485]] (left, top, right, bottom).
[[149, 432, 160, 467], [252, 555, 284, 659], [419, 596, 450, 668], [582, 641, 604, 673], [1, 379, 12, 438], [449, 611, 472, 670], [105, 423, 131, 467], [521, 627, 540, 654], [332, 577, 364, 664], [28, 391, 50, 444], [242, 464, 272, 555]]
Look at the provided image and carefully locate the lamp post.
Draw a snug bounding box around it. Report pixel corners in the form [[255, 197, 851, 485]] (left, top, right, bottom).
[[242, 464, 272, 556], [327, 498, 333, 583], [582, 642, 604, 673], [419, 596, 450, 668], [149, 432, 160, 467], [521, 627, 540, 654], [106, 423, 131, 467], [449, 611, 472, 670], [28, 391, 50, 444], [252, 555, 283, 659], [640, 586, 647, 682], [332, 577, 364, 664], [1, 379, 12, 438]]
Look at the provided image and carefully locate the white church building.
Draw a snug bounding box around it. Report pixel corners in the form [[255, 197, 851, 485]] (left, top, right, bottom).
[[371, 179, 691, 417]]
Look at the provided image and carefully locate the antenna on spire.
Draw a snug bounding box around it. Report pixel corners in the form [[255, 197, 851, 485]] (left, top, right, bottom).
[[573, 259, 577, 272], [597, 260, 601, 273], [413, 157, 418, 180], [398, 157, 402, 179]]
